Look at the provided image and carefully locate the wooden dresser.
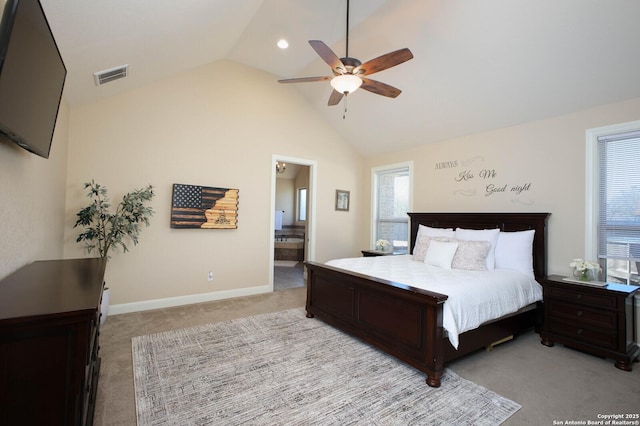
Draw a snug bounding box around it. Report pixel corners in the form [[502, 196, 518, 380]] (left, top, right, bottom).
[[539, 275, 640, 371], [0, 258, 106, 426]]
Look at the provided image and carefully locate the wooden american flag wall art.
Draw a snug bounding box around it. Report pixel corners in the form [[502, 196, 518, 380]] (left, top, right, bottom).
[[170, 183, 239, 229]]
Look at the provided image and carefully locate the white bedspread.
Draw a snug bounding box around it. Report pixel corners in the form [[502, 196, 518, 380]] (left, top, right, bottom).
[[325, 255, 542, 349]]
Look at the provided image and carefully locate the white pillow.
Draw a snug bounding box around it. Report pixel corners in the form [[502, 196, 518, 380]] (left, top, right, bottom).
[[455, 228, 500, 270], [413, 225, 455, 261], [495, 229, 535, 277], [418, 224, 455, 238], [424, 239, 459, 269], [451, 240, 490, 271]]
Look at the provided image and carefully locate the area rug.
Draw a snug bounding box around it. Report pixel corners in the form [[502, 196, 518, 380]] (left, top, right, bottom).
[[132, 308, 521, 425], [274, 260, 299, 267]]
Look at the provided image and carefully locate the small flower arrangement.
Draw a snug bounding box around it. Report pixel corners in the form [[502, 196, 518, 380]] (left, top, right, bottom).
[[375, 239, 391, 252], [569, 258, 602, 281]]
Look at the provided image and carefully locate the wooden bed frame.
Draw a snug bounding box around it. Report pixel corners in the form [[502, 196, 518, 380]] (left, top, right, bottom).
[[305, 212, 550, 387]]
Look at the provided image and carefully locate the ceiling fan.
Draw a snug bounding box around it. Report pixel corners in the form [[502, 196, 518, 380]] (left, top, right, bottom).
[[278, 0, 414, 107]]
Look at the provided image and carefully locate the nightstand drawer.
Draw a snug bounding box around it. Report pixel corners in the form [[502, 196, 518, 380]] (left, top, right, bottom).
[[546, 286, 617, 309], [547, 299, 617, 330], [548, 318, 617, 350]]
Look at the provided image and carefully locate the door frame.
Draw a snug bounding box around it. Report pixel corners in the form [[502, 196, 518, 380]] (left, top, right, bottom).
[[269, 154, 317, 290]]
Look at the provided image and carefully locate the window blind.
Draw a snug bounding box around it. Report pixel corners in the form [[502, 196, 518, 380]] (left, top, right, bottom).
[[597, 130, 640, 263]]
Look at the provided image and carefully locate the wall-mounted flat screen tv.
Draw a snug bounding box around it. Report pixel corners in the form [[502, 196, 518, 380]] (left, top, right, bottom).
[[0, 0, 66, 159]]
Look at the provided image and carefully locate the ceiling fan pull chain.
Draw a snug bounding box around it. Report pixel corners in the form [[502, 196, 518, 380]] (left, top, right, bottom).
[[343, 95, 348, 119]]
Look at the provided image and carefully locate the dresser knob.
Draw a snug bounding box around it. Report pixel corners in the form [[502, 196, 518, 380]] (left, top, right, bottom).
[[577, 329, 583, 335], [576, 310, 583, 317], [576, 294, 583, 299]]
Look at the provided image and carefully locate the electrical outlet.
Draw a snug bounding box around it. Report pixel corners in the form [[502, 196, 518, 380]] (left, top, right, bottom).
[[207, 271, 214, 281]]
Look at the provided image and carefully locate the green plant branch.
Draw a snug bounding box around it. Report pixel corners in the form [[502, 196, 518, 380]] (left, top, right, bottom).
[[74, 180, 155, 258]]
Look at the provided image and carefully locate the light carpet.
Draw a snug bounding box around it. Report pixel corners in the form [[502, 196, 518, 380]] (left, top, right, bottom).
[[132, 308, 521, 425], [274, 260, 299, 267]]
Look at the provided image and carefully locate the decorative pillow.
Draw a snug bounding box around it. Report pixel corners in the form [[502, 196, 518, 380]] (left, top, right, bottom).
[[495, 229, 535, 277], [455, 228, 500, 270], [412, 225, 455, 261], [424, 239, 459, 269], [412, 235, 434, 262], [451, 240, 491, 271]]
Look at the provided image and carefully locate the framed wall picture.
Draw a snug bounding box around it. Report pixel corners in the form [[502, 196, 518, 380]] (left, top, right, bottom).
[[170, 183, 239, 229], [335, 189, 350, 211]]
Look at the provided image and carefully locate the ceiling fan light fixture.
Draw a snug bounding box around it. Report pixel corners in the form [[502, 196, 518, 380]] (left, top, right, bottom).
[[276, 0, 413, 106], [330, 74, 362, 94]]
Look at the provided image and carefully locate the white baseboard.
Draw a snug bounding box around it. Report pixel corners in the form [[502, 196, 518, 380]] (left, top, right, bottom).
[[108, 285, 272, 315]]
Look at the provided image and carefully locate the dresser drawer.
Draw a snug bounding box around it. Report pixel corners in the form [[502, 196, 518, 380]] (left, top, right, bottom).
[[87, 314, 98, 365], [548, 317, 617, 350], [546, 299, 618, 330], [546, 286, 617, 309]]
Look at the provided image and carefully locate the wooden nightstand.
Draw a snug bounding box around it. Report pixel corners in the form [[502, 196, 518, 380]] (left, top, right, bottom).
[[539, 275, 640, 371], [361, 250, 392, 257]]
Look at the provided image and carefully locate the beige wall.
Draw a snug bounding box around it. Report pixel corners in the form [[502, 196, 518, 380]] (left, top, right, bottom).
[[362, 97, 640, 276], [0, 101, 70, 279], [63, 60, 363, 308], [274, 167, 311, 227], [275, 178, 295, 226], [294, 166, 310, 228]]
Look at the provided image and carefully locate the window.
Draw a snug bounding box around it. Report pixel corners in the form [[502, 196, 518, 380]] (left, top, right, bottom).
[[372, 162, 412, 253], [297, 187, 307, 222], [586, 121, 640, 285]]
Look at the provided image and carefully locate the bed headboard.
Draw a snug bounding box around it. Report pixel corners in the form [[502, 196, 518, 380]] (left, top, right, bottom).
[[407, 212, 550, 280]]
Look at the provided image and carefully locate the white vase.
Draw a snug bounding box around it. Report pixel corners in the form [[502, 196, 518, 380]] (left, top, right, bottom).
[[100, 287, 110, 326]]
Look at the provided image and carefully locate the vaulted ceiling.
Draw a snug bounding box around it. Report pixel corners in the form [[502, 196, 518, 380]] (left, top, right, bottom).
[[41, 0, 640, 156]]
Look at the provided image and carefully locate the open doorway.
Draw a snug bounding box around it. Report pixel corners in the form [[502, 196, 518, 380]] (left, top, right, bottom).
[[270, 155, 317, 291]]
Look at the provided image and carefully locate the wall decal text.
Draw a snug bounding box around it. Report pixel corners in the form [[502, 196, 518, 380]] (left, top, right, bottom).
[[435, 156, 534, 202]]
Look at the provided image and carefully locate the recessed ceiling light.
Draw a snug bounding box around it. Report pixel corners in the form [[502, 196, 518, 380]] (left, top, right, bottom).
[[277, 39, 289, 49]]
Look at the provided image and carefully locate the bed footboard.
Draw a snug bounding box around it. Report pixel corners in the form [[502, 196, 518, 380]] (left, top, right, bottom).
[[305, 261, 448, 387]]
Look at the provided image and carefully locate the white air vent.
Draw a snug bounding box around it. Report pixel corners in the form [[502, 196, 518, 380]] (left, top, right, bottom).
[[93, 64, 129, 86]]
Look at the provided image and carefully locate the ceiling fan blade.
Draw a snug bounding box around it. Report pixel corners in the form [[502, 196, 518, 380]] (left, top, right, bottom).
[[354, 48, 413, 76], [328, 90, 344, 106], [278, 76, 332, 84], [309, 40, 346, 74], [360, 77, 402, 98]]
